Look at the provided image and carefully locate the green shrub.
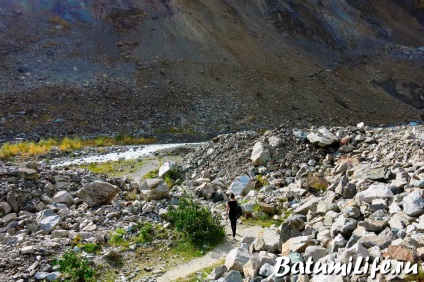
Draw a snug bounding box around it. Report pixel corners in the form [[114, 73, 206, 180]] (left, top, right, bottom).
[[81, 243, 102, 254], [53, 251, 96, 282], [109, 228, 129, 247], [167, 194, 225, 247], [135, 223, 154, 244]]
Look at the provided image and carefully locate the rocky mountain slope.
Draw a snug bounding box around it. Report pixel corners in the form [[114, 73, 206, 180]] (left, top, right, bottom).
[[0, 0, 424, 142]]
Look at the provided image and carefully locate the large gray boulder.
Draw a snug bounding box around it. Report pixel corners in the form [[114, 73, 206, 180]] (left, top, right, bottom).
[[194, 183, 214, 200], [225, 247, 251, 273], [303, 246, 328, 262], [227, 175, 254, 196], [140, 179, 170, 201], [38, 215, 61, 232], [224, 270, 243, 282], [281, 236, 314, 256], [243, 254, 261, 278], [251, 141, 271, 165], [280, 214, 305, 243], [330, 215, 357, 237], [207, 265, 227, 280], [307, 127, 338, 147], [76, 181, 119, 207], [52, 191, 74, 206]]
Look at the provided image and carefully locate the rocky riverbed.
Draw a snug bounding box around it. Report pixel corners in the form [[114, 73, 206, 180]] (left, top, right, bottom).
[[0, 122, 424, 281]]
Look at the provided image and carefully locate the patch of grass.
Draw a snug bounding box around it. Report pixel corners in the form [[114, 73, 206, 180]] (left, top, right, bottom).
[[143, 169, 159, 179], [79, 159, 145, 177], [0, 136, 158, 159], [60, 137, 83, 151], [109, 228, 130, 248], [72, 234, 83, 247], [172, 237, 205, 258], [255, 174, 270, 186], [134, 223, 154, 244], [405, 264, 423, 281], [241, 216, 281, 228], [53, 251, 96, 282], [81, 243, 102, 254]]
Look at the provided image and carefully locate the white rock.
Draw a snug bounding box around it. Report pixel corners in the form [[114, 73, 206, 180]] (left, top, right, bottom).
[[158, 161, 179, 177], [307, 127, 338, 147], [38, 215, 61, 232], [52, 191, 74, 206], [355, 183, 393, 204], [21, 246, 36, 254], [251, 141, 271, 165], [228, 175, 254, 196], [403, 190, 424, 217]]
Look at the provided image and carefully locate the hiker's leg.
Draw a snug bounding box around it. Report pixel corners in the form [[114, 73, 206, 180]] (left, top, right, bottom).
[[230, 217, 236, 237]]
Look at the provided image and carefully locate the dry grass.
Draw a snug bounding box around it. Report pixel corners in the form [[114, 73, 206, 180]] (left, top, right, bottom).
[[0, 136, 157, 159]]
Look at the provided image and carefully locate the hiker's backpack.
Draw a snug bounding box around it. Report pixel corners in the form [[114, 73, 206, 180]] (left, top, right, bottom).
[[236, 203, 243, 218]]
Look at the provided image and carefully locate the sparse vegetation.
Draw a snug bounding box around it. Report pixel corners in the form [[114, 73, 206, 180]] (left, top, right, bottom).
[[0, 136, 157, 159], [167, 194, 225, 247], [109, 228, 129, 248], [405, 264, 424, 281], [81, 243, 102, 254], [53, 251, 96, 282], [143, 169, 159, 179], [79, 159, 145, 177], [134, 222, 154, 244], [255, 174, 270, 186]]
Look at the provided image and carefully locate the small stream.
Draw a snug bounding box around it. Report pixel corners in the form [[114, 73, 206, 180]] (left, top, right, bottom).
[[54, 142, 204, 166]]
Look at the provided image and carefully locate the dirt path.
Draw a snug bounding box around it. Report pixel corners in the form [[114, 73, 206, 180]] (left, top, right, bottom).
[[156, 222, 247, 282]]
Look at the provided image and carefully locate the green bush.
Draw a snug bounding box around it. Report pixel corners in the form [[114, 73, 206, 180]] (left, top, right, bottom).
[[81, 243, 102, 254], [53, 251, 96, 282], [109, 228, 129, 247], [135, 222, 154, 244], [167, 194, 225, 247]]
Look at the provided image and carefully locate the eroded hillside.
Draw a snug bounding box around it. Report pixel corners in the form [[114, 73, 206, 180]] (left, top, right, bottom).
[[0, 0, 423, 142]]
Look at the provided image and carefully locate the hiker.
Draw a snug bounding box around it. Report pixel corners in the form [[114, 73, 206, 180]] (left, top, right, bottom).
[[226, 193, 238, 238]]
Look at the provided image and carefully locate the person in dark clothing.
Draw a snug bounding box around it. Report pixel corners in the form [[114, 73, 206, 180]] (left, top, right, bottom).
[[226, 193, 238, 238]]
